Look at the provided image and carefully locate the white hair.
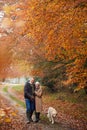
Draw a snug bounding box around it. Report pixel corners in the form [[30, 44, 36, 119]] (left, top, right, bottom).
[[35, 81, 40, 85]]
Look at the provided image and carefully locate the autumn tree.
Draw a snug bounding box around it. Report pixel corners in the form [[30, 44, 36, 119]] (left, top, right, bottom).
[[0, 0, 87, 91], [25, 0, 87, 90], [0, 0, 29, 79]]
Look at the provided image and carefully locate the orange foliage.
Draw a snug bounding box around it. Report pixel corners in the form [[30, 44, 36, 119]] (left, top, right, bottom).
[[0, 0, 87, 89], [26, 0, 87, 89]]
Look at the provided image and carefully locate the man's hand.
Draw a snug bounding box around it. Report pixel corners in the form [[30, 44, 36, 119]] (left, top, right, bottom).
[[33, 91, 36, 96], [31, 96, 34, 101]]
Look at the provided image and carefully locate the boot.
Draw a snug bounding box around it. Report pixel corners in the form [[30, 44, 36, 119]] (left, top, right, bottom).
[[38, 112, 40, 121], [30, 111, 33, 122], [35, 112, 40, 122], [26, 111, 32, 123], [35, 112, 39, 122]]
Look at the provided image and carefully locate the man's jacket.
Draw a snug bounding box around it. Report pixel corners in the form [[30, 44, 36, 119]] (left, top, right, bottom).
[[24, 81, 35, 100]]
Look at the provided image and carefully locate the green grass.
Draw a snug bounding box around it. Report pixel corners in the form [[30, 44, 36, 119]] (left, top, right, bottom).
[[3, 86, 8, 93], [12, 85, 23, 92], [3, 86, 25, 108], [9, 94, 25, 108]]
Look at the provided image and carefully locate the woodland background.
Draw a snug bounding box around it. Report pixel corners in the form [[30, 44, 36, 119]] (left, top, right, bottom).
[[0, 0, 87, 92], [0, 0, 87, 130]]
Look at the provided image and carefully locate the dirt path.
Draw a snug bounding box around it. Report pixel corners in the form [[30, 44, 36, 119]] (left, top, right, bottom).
[[0, 84, 73, 130]]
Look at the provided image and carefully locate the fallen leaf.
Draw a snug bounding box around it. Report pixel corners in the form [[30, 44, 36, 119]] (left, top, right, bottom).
[[5, 118, 11, 123]]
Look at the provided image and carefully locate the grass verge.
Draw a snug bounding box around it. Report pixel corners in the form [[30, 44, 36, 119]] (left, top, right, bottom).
[[9, 94, 26, 108], [3, 86, 25, 108], [12, 85, 23, 92], [3, 86, 8, 93]]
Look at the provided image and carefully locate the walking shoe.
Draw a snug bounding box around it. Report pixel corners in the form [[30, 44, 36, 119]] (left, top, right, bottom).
[[26, 121, 30, 124]]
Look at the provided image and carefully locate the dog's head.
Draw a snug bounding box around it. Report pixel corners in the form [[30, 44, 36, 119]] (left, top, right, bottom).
[[52, 110, 57, 117], [53, 112, 57, 117]]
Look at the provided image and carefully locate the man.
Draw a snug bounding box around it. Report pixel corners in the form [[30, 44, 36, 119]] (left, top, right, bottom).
[[24, 78, 35, 123]]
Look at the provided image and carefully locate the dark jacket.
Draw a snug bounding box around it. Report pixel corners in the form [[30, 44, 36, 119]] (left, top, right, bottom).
[[24, 81, 35, 100]]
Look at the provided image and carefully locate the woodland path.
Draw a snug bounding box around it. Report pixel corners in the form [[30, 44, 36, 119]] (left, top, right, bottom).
[[0, 83, 73, 130]]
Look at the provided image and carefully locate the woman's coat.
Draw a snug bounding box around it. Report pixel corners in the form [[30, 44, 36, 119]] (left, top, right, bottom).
[[35, 87, 42, 112]]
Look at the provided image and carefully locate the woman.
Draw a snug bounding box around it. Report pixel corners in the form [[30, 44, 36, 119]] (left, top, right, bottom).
[[35, 81, 43, 122]]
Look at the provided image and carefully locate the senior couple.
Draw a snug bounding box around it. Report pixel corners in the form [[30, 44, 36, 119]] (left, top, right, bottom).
[[24, 78, 42, 123]]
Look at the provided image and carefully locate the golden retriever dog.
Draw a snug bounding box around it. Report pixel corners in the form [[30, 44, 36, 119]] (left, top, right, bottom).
[[47, 107, 57, 124]]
